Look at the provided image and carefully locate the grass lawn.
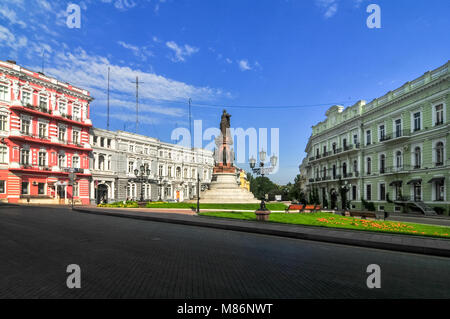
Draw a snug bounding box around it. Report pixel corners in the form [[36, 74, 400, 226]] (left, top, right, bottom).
[[145, 202, 287, 211], [199, 211, 450, 239]]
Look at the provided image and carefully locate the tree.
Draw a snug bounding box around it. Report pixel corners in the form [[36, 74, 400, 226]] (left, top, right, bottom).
[[249, 175, 279, 200]]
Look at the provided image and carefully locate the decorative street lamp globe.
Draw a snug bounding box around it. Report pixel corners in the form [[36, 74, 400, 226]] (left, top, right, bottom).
[[249, 156, 256, 169], [270, 154, 278, 167], [259, 149, 267, 162]]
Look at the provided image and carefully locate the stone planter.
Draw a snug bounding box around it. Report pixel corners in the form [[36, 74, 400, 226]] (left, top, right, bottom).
[[255, 210, 271, 221]]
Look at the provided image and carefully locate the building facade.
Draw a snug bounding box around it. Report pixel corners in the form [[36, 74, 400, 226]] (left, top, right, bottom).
[[303, 61, 449, 215], [90, 128, 214, 204], [0, 60, 93, 205]]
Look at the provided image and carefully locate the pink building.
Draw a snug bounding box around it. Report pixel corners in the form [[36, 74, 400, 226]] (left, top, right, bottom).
[[0, 60, 93, 205]]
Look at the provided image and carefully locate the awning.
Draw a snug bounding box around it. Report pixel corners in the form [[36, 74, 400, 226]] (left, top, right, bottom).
[[389, 180, 403, 186], [407, 179, 422, 185], [428, 177, 445, 184]]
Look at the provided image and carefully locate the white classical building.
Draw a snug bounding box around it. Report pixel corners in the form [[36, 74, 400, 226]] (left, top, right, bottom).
[[90, 128, 214, 204]]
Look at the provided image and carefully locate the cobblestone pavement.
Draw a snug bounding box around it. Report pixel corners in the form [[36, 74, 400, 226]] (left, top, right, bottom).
[[0, 205, 449, 298]]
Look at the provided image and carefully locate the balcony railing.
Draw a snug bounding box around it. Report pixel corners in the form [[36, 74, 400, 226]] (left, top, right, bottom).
[[381, 130, 411, 142]]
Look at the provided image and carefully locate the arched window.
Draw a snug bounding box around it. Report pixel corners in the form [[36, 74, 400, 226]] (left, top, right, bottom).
[[176, 167, 181, 178], [436, 142, 444, 166], [353, 160, 358, 174], [366, 157, 371, 175], [342, 162, 347, 177], [414, 147, 421, 168]]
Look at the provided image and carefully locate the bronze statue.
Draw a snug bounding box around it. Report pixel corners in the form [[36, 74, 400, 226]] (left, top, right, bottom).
[[220, 109, 231, 136]]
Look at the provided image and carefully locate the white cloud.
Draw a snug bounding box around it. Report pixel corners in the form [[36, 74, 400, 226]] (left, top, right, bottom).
[[117, 41, 153, 61], [0, 6, 26, 27], [0, 25, 28, 51], [315, 0, 338, 18], [166, 41, 199, 62], [238, 60, 252, 71]]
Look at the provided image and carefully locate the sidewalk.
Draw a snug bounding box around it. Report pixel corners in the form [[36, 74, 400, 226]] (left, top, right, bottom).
[[74, 206, 450, 258]]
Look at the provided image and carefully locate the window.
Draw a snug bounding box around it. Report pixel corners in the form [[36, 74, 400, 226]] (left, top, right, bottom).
[[129, 145, 134, 152], [0, 146, 7, 163], [159, 165, 163, 177], [343, 138, 347, 149], [353, 160, 358, 174], [332, 164, 337, 179], [38, 183, 45, 195], [379, 183, 386, 201], [38, 123, 47, 138], [128, 161, 134, 173], [176, 167, 181, 179], [322, 166, 327, 178], [22, 90, 31, 105], [353, 134, 358, 145], [414, 147, 421, 168], [20, 149, 30, 165], [366, 157, 371, 175], [366, 184, 372, 201], [332, 142, 337, 154], [107, 156, 111, 170], [395, 119, 402, 138], [0, 85, 8, 101], [107, 139, 112, 148], [73, 183, 79, 197], [73, 105, 80, 121], [38, 151, 47, 167], [58, 154, 66, 168], [59, 102, 67, 115], [380, 154, 386, 173], [352, 185, 357, 201], [396, 151, 403, 169], [21, 118, 31, 135], [379, 124, 385, 141], [184, 168, 188, 178], [168, 166, 173, 178], [0, 180, 5, 193], [435, 104, 444, 125], [39, 95, 48, 110], [413, 112, 421, 131], [21, 182, 29, 195], [0, 114, 6, 131], [73, 156, 80, 169], [436, 142, 444, 166], [342, 162, 347, 177], [93, 136, 98, 145], [100, 138, 105, 148], [58, 127, 66, 142], [366, 130, 371, 145], [72, 130, 80, 145], [435, 180, 444, 201]]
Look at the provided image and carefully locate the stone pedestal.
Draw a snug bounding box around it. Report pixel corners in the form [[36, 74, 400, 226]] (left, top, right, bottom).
[[200, 172, 260, 203]]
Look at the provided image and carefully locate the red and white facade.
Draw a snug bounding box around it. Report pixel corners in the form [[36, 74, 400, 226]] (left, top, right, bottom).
[[0, 60, 93, 205]]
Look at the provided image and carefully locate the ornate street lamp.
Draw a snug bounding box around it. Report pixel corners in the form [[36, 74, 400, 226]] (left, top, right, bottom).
[[249, 149, 278, 221], [133, 164, 151, 202]]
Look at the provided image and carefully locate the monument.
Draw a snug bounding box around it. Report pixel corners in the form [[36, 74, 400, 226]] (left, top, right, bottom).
[[199, 110, 259, 203]]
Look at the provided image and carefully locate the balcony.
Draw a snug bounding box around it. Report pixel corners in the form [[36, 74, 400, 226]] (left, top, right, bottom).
[[9, 133, 91, 151], [10, 165, 89, 175], [380, 130, 411, 143], [10, 104, 92, 127]]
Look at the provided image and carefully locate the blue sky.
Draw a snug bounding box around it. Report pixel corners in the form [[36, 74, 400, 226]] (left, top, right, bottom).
[[0, 0, 449, 184]]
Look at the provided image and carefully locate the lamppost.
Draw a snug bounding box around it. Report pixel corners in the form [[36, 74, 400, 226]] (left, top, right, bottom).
[[133, 164, 151, 202], [249, 150, 278, 221], [158, 176, 163, 201]]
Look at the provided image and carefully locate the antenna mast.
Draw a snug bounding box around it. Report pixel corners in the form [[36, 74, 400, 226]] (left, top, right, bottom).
[[107, 67, 110, 130]]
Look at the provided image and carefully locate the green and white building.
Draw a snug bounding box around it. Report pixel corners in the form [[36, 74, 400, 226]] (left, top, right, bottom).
[[302, 61, 449, 215]]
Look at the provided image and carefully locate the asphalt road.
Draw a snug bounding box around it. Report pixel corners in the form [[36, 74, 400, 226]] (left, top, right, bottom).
[[0, 205, 449, 298]]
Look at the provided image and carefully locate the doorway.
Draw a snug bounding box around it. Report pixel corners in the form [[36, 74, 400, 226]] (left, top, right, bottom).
[[57, 185, 66, 204], [97, 184, 108, 204]]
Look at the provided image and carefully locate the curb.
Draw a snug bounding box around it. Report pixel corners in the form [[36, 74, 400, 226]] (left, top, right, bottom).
[[74, 208, 450, 258]]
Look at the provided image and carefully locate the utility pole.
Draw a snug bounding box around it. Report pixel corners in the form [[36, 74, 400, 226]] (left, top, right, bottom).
[[107, 67, 110, 130], [132, 76, 144, 134], [189, 98, 192, 148]]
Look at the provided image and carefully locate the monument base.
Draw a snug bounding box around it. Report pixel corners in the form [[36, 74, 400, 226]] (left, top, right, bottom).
[[199, 172, 260, 204]]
